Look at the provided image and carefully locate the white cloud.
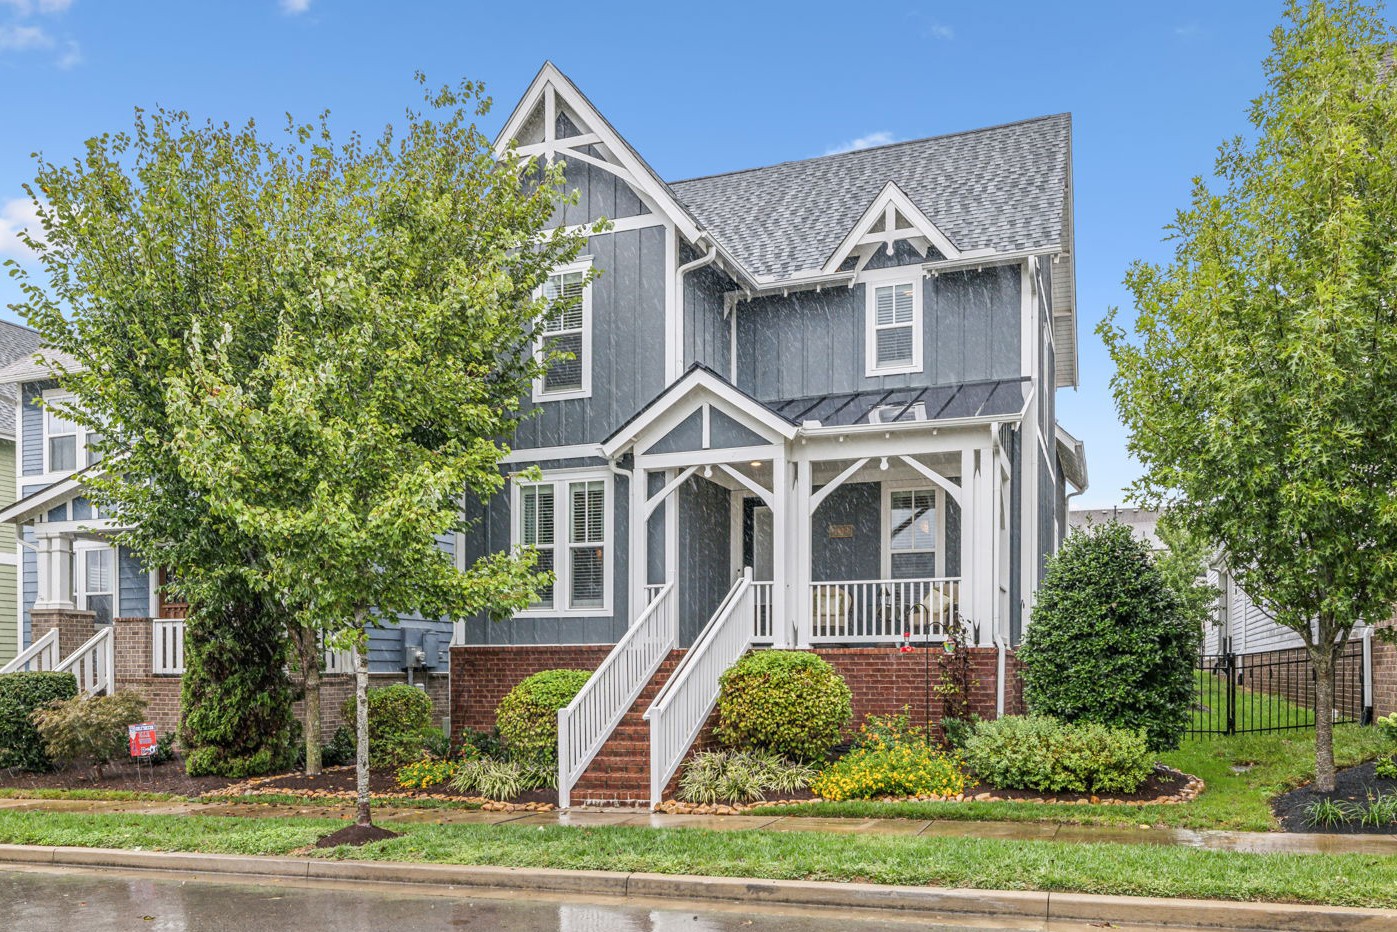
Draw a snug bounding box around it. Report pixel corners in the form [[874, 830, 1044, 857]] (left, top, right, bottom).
[[0, 22, 52, 50], [55, 36, 78, 68], [927, 22, 954, 41], [0, 198, 43, 260], [0, 0, 72, 16], [825, 131, 897, 156], [280, 0, 311, 13]]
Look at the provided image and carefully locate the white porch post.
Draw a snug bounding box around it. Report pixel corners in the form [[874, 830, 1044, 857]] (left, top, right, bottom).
[[34, 533, 75, 611], [629, 464, 647, 622], [794, 451, 813, 649], [770, 449, 789, 648], [959, 445, 996, 647], [959, 448, 975, 637]]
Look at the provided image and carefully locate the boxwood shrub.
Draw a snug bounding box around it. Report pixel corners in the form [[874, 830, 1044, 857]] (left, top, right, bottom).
[[495, 668, 592, 763], [0, 671, 79, 771], [1019, 521, 1199, 751], [341, 683, 436, 770], [714, 650, 851, 761], [962, 715, 1154, 795]]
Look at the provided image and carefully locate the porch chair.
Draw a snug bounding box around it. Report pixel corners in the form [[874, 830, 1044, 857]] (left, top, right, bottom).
[[810, 585, 850, 639], [906, 581, 961, 641]]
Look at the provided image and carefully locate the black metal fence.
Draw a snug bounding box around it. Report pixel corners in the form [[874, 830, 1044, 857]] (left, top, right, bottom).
[[1190, 641, 1368, 738]]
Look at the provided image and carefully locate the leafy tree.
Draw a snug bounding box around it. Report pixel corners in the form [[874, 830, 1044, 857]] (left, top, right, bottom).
[[7, 107, 304, 776], [1154, 511, 1220, 632], [1102, 1, 1397, 789], [1019, 522, 1198, 752], [158, 76, 591, 826]]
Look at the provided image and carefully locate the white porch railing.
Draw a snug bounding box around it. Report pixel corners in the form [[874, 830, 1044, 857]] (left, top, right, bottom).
[[152, 620, 186, 675], [323, 645, 354, 674], [0, 627, 60, 675], [644, 583, 666, 605], [56, 626, 113, 696], [808, 577, 962, 644], [645, 570, 757, 808], [557, 581, 677, 808], [751, 580, 774, 644]]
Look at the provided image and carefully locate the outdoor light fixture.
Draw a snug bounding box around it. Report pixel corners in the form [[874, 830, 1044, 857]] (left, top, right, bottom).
[[879, 457, 889, 470], [704, 465, 713, 477], [750, 460, 762, 468]]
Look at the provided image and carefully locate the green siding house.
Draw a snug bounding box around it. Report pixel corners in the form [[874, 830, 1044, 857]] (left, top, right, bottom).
[[0, 321, 42, 666]]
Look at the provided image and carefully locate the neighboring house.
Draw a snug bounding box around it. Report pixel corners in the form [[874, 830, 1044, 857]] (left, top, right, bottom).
[[1067, 506, 1160, 550], [0, 321, 42, 666], [0, 63, 1090, 804]]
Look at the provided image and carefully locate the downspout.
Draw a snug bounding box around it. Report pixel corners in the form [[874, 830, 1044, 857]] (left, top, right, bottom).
[[674, 236, 718, 375], [989, 424, 1008, 718]]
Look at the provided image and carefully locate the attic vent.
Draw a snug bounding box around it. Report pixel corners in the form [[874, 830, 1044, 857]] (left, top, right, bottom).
[[868, 402, 927, 424]]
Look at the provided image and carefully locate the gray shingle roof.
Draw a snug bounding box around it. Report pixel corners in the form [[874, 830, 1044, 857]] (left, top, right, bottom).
[[0, 320, 41, 440], [669, 114, 1071, 282]]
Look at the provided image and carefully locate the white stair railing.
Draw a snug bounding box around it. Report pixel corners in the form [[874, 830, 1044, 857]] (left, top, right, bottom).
[[151, 620, 186, 674], [645, 569, 756, 808], [0, 627, 60, 674], [557, 582, 677, 808], [55, 626, 113, 696]]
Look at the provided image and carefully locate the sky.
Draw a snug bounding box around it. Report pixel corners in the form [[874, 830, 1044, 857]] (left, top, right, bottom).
[[0, 1, 1291, 507]]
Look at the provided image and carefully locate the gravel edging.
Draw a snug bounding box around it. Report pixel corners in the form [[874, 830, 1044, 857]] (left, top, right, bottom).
[[1, 843, 1394, 931]]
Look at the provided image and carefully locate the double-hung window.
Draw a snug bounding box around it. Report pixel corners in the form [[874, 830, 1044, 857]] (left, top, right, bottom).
[[864, 276, 922, 375], [76, 544, 115, 625], [44, 393, 98, 473], [514, 470, 610, 615], [886, 487, 937, 579], [534, 261, 592, 401]]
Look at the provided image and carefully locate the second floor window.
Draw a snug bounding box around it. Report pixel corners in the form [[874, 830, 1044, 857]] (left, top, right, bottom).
[[535, 262, 592, 401], [44, 393, 97, 472], [865, 278, 923, 376]]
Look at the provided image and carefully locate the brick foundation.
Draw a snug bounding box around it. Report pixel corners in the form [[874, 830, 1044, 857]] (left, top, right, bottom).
[[448, 643, 1023, 744], [1371, 624, 1395, 719], [31, 608, 98, 660]]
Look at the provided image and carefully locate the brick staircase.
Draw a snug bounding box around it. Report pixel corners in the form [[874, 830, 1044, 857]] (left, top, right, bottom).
[[568, 650, 685, 806]]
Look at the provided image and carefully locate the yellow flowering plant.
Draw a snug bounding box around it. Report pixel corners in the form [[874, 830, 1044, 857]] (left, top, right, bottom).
[[811, 744, 971, 801]]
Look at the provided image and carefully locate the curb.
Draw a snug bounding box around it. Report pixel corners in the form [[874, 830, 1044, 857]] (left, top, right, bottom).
[[2, 844, 1395, 931]]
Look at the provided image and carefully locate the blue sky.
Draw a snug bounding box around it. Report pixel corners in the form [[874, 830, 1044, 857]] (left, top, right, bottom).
[[0, 1, 1289, 507]]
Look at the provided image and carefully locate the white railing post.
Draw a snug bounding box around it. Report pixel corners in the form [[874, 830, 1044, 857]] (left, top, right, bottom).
[[805, 577, 963, 645], [0, 628, 61, 675]]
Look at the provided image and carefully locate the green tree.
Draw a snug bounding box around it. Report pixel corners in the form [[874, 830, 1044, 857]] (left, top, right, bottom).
[[159, 76, 592, 826], [1154, 511, 1219, 632], [7, 108, 303, 776], [1102, 1, 1397, 789]]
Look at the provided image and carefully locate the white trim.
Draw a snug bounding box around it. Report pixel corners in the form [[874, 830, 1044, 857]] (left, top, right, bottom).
[[39, 389, 94, 477], [509, 466, 614, 618], [549, 213, 664, 237], [880, 481, 946, 579], [0, 471, 90, 525], [73, 539, 115, 622], [500, 443, 604, 465], [602, 367, 796, 459], [824, 181, 963, 274], [862, 268, 923, 377], [532, 258, 594, 403]]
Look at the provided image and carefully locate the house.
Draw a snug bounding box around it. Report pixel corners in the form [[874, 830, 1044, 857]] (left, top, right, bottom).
[[0, 63, 1087, 806], [0, 321, 42, 667], [451, 63, 1085, 806]]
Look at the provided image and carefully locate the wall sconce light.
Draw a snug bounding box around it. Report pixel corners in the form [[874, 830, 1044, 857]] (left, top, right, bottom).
[[879, 457, 889, 471]]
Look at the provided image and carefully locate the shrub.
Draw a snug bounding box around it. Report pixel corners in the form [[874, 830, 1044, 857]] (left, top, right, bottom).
[[714, 651, 851, 761], [396, 758, 460, 790], [321, 725, 356, 767], [1376, 756, 1397, 780], [1378, 712, 1397, 743], [458, 727, 504, 760], [0, 671, 78, 771], [495, 669, 591, 763], [31, 691, 148, 779], [1019, 522, 1200, 751], [1303, 797, 1356, 828], [811, 744, 969, 801], [852, 709, 925, 751], [676, 750, 817, 804], [962, 715, 1154, 795], [939, 714, 981, 753], [341, 683, 436, 770], [449, 757, 556, 800]]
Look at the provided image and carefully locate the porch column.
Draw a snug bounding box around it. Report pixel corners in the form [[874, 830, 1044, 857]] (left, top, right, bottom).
[[770, 449, 789, 648], [966, 443, 997, 647], [793, 453, 813, 648], [34, 533, 75, 612], [629, 465, 647, 621]]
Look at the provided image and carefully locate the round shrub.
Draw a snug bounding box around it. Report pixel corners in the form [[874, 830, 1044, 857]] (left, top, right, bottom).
[[0, 671, 79, 771], [495, 668, 591, 763], [962, 715, 1154, 795], [341, 683, 436, 770], [714, 650, 851, 761], [1019, 521, 1200, 751]]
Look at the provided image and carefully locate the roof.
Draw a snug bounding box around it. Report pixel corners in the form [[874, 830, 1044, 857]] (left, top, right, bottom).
[[0, 464, 98, 525], [0, 321, 42, 439], [767, 378, 1029, 428], [668, 114, 1071, 282], [0, 348, 79, 386]]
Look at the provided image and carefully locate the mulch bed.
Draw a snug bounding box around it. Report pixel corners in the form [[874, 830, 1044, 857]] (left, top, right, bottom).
[[314, 823, 401, 848], [0, 757, 237, 798], [1271, 760, 1397, 834], [970, 765, 1192, 805], [222, 766, 554, 807]]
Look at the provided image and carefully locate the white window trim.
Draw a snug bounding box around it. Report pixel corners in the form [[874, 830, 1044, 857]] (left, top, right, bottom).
[[41, 389, 96, 476], [879, 480, 944, 579], [510, 466, 613, 617], [532, 258, 594, 403], [862, 269, 924, 377], [73, 540, 117, 621]]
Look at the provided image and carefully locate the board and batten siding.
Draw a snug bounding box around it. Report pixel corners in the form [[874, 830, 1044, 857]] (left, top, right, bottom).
[[733, 265, 1021, 402]]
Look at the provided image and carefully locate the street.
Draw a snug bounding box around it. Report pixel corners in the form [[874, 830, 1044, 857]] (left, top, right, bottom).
[[0, 865, 1169, 931]]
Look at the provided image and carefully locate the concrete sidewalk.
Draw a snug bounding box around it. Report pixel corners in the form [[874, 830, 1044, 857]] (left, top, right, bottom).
[[2, 795, 1396, 856]]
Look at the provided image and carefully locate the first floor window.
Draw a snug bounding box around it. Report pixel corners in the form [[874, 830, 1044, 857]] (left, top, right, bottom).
[[515, 471, 609, 614], [888, 488, 936, 578], [77, 545, 115, 625]]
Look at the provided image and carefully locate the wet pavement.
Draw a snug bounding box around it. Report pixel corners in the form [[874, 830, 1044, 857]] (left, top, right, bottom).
[[0, 865, 1182, 932]]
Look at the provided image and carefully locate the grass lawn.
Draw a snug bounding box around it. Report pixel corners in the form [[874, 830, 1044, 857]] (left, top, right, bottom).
[[760, 724, 1394, 832], [197, 792, 484, 811], [1189, 667, 1317, 734], [0, 788, 184, 802], [0, 809, 1393, 908]]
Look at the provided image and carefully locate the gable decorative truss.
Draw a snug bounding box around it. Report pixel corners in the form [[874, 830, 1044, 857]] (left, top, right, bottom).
[[494, 62, 704, 243], [823, 182, 971, 275]]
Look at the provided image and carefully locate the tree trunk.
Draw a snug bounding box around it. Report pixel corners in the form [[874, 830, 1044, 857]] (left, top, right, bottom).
[[1312, 648, 1337, 793], [300, 627, 322, 777], [353, 633, 371, 827]]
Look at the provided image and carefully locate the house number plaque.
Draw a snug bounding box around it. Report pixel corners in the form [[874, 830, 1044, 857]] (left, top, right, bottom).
[[827, 524, 854, 539]]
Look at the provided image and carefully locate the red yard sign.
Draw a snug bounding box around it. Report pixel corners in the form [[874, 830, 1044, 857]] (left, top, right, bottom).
[[128, 723, 158, 759]]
